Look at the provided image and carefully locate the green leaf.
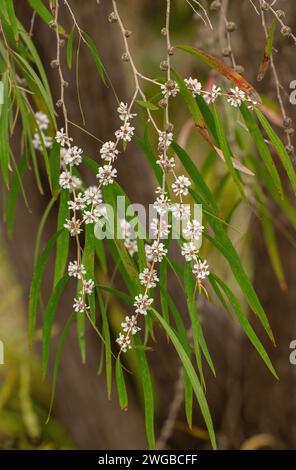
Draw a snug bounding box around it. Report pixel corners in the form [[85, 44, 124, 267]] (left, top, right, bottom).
[[6, 154, 28, 237], [134, 335, 155, 449], [0, 72, 10, 187], [136, 99, 159, 111], [82, 32, 106, 84], [28, 0, 65, 33], [210, 274, 278, 379], [115, 358, 128, 410], [29, 230, 63, 347], [6, 0, 18, 41], [53, 190, 70, 287], [240, 104, 283, 199], [255, 108, 296, 195], [46, 314, 74, 423], [97, 288, 112, 400], [84, 223, 96, 323], [67, 26, 75, 70], [49, 143, 61, 198], [152, 309, 217, 449], [42, 274, 69, 379]]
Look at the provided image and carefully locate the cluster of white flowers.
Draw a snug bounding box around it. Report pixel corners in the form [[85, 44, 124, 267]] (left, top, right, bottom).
[[120, 218, 138, 256], [184, 77, 258, 109], [32, 111, 53, 151]]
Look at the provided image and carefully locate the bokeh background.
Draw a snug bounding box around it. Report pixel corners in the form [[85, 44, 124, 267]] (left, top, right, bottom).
[[1, 0, 296, 450]]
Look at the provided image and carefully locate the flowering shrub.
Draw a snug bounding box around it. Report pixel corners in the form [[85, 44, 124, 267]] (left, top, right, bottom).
[[1, 0, 296, 450]]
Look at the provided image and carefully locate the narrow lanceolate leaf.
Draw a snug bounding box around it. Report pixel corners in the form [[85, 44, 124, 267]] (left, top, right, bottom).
[[84, 223, 96, 323], [177, 45, 260, 103], [115, 358, 128, 411], [29, 230, 63, 347], [240, 104, 283, 199], [6, 155, 28, 237], [255, 108, 296, 195], [97, 288, 112, 400], [67, 26, 75, 70], [46, 314, 74, 423], [28, 0, 65, 34], [257, 20, 276, 82], [49, 143, 61, 198], [153, 309, 217, 450], [136, 99, 159, 111], [134, 335, 155, 450], [82, 32, 106, 84], [0, 72, 9, 187], [5, 0, 19, 41], [184, 264, 215, 377], [53, 190, 70, 288], [210, 274, 278, 379], [42, 275, 69, 379]]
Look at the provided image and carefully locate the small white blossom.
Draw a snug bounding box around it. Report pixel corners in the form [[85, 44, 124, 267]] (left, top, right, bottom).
[[32, 132, 52, 150], [35, 111, 49, 130], [227, 87, 246, 107], [158, 131, 173, 151], [134, 294, 153, 315], [171, 203, 191, 220], [161, 80, 180, 98], [150, 218, 171, 238], [84, 186, 103, 205], [121, 315, 140, 335], [139, 268, 159, 288], [184, 77, 202, 97], [192, 259, 210, 281], [73, 297, 89, 313], [124, 239, 138, 256], [172, 175, 191, 196], [156, 155, 175, 172], [83, 279, 95, 294], [205, 85, 221, 104], [117, 102, 137, 121], [181, 242, 199, 261], [68, 194, 86, 211], [55, 128, 73, 147], [116, 333, 131, 353], [115, 122, 135, 142], [93, 204, 107, 219], [68, 261, 86, 279], [63, 146, 83, 166], [59, 171, 81, 190], [153, 194, 171, 216], [64, 217, 83, 236], [183, 219, 204, 240], [100, 141, 119, 162], [145, 241, 167, 263], [120, 218, 133, 239], [83, 210, 99, 225], [96, 165, 117, 185]]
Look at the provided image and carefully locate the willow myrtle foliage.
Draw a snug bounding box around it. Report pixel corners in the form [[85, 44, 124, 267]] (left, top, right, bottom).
[[1, 0, 295, 450]]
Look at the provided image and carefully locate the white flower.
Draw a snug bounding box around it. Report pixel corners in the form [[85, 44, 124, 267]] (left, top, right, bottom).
[[183, 219, 204, 240], [115, 122, 135, 142], [205, 85, 221, 104], [83, 279, 95, 294], [120, 218, 133, 239], [55, 128, 73, 147], [84, 186, 103, 205], [32, 132, 52, 150], [96, 165, 117, 185], [158, 131, 173, 151], [116, 333, 131, 352], [124, 239, 138, 256], [153, 194, 171, 215], [181, 242, 199, 261], [227, 87, 246, 107], [93, 204, 107, 219], [161, 80, 180, 98], [145, 241, 167, 263], [59, 171, 81, 190], [100, 141, 119, 162], [192, 259, 210, 281], [121, 315, 140, 335], [83, 210, 99, 224], [172, 175, 191, 196], [156, 155, 175, 172], [64, 217, 83, 236], [35, 111, 49, 130], [117, 102, 137, 121], [184, 77, 202, 97], [73, 297, 90, 313], [68, 194, 86, 211], [65, 146, 83, 166], [247, 98, 258, 110], [139, 268, 159, 288], [171, 203, 191, 220], [68, 261, 86, 279], [150, 218, 171, 238], [134, 294, 153, 315]]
